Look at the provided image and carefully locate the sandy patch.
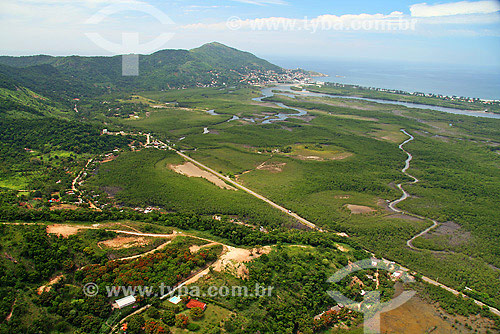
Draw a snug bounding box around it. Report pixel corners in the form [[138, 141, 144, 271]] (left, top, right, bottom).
[[46, 224, 85, 237], [190, 242, 218, 253], [213, 246, 272, 279], [101, 155, 117, 163], [346, 204, 376, 214], [256, 161, 286, 173], [294, 152, 353, 161], [336, 244, 349, 252], [170, 162, 236, 190], [37, 274, 63, 295], [50, 204, 80, 211], [99, 236, 149, 249], [370, 130, 407, 143], [298, 155, 322, 161]]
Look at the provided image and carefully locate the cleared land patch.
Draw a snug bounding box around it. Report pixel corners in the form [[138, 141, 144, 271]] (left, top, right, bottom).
[[256, 161, 287, 173], [213, 245, 272, 279], [49, 204, 80, 211], [369, 125, 408, 143], [37, 274, 64, 295], [98, 236, 149, 249], [381, 286, 495, 333], [46, 224, 86, 237], [170, 162, 237, 190], [346, 204, 376, 214], [282, 144, 353, 161]]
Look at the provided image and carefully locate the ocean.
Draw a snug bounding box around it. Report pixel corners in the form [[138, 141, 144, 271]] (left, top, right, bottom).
[[267, 57, 500, 100]]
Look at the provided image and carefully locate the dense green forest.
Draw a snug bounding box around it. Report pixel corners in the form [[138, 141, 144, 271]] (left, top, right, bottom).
[[0, 43, 282, 99]]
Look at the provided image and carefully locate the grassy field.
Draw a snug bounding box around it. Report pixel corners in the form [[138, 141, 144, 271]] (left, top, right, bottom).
[[170, 304, 233, 334], [122, 107, 230, 138]]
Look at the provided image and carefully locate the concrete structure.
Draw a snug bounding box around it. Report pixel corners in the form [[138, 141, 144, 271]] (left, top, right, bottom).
[[168, 296, 182, 305], [113, 295, 136, 309]]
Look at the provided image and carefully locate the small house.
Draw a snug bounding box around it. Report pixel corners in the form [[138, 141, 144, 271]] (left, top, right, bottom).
[[186, 299, 207, 310]]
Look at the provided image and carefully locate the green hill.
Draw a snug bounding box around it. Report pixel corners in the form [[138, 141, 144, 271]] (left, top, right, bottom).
[[0, 42, 284, 96], [190, 42, 282, 72]]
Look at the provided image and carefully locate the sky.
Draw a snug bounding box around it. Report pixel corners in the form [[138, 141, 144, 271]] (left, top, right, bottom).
[[0, 0, 499, 67]]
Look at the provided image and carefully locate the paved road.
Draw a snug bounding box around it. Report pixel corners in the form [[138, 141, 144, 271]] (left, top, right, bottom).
[[165, 143, 321, 231]]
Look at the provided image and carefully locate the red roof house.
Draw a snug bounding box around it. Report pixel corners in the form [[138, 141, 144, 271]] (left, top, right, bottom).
[[186, 299, 207, 310]]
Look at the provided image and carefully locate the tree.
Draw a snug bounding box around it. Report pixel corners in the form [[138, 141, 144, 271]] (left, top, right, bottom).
[[128, 315, 145, 334], [190, 306, 204, 320], [175, 314, 189, 329], [162, 309, 176, 326], [146, 306, 160, 319]]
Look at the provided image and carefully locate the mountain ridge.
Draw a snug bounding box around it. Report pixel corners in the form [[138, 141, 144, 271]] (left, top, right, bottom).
[[0, 42, 289, 102]]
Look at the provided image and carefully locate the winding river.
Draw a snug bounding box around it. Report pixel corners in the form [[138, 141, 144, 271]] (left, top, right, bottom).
[[254, 86, 445, 249], [252, 87, 308, 123], [257, 84, 500, 120], [387, 130, 439, 249]]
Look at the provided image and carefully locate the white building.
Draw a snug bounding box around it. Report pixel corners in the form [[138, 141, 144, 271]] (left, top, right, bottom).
[[113, 295, 136, 309]]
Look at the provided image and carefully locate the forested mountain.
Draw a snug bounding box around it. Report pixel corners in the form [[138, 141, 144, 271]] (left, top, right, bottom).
[[0, 42, 284, 96], [190, 42, 281, 72]]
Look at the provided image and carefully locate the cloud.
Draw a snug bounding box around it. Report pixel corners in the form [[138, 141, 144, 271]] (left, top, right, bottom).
[[410, 0, 500, 17], [229, 0, 287, 5], [182, 11, 412, 32]]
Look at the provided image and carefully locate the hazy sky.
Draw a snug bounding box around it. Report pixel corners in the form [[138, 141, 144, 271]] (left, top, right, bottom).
[[1, 0, 499, 66]]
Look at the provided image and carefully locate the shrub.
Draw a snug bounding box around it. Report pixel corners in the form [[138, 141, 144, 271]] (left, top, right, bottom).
[[187, 323, 201, 331]]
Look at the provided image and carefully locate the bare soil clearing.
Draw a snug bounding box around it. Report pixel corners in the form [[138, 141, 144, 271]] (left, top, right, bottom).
[[49, 204, 80, 211], [170, 162, 237, 190], [421, 221, 471, 247], [293, 152, 353, 161], [346, 204, 376, 214], [46, 224, 87, 237], [189, 242, 218, 253], [256, 161, 286, 173], [99, 236, 149, 249], [381, 289, 494, 333], [336, 244, 349, 252], [37, 274, 64, 295], [213, 245, 272, 279]]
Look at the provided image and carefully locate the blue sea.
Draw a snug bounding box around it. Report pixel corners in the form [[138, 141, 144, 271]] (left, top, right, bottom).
[[267, 57, 500, 100]]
